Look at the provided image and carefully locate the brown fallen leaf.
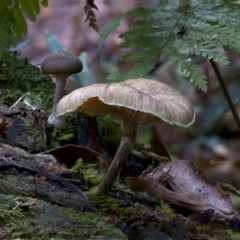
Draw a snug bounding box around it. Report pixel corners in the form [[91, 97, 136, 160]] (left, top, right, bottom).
[[41, 144, 101, 168], [0, 122, 8, 133], [125, 159, 239, 220]]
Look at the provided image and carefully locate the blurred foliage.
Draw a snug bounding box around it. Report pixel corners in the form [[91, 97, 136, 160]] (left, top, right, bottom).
[[70, 158, 101, 186], [0, 51, 54, 112], [156, 203, 175, 218], [0, 51, 78, 151], [49, 116, 76, 149], [107, 0, 240, 92], [165, 74, 240, 153], [0, 204, 24, 224], [97, 115, 122, 143], [97, 115, 122, 154], [44, 30, 67, 53], [0, 0, 48, 60], [97, 15, 122, 67]]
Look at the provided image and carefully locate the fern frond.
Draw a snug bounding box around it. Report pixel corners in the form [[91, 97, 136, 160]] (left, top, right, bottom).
[[0, 0, 48, 60], [41, 0, 48, 7], [18, 0, 39, 21], [108, 0, 240, 91], [12, 4, 28, 37]]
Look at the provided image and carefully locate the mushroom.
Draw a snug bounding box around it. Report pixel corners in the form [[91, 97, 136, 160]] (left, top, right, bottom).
[[56, 78, 195, 195], [41, 51, 83, 127]]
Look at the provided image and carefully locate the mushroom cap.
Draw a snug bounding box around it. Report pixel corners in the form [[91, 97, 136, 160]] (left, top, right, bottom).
[[56, 78, 195, 127], [41, 51, 83, 75]]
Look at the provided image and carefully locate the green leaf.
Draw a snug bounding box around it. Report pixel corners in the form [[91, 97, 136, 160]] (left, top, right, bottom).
[[9, 39, 31, 52], [97, 15, 122, 66], [18, 0, 36, 21], [44, 30, 67, 53], [70, 52, 96, 87], [56, 133, 74, 141], [0, 0, 49, 60], [29, 0, 40, 15], [41, 0, 48, 7], [107, 49, 159, 81], [12, 5, 28, 37]]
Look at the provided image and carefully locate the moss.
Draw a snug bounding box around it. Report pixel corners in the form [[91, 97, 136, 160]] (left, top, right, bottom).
[[225, 229, 240, 240], [0, 204, 25, 224], [0, 52, 54, 112], [71, 159, 103, 186], [156, 203, 175, 218], [90, 195, 132, 221], [8, 213, 125, 240], [0, 195, 38, 226], [7, 175, 18, 184], [63, 208, 124, 238], [184, 218, 206, 238], [0, 194, 126, 239], [0, 195, 15, 202], [146, 237, 156, 240], [49, 115, 76, 148], [19, 116, 46, 152]]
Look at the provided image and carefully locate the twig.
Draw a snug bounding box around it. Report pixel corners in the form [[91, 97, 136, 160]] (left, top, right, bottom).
[[209, 59, 240, 132], [131, 149, 169, 163]]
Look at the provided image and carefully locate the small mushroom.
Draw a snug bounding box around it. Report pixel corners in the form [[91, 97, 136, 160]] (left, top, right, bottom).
[[56, 78, 195, 195], [41, 51, 83, 127]]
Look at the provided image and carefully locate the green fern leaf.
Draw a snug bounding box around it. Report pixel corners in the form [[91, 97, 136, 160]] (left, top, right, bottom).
[[108, 48, 159, 81], [98, 15, 122, 67], [18, 0, 37, 21], [41, 0, 48, 7], [12, 5, 28, 37], [0, 0, 48, 60], [108, 0, 240, 91], [29, 0, 41, 15]]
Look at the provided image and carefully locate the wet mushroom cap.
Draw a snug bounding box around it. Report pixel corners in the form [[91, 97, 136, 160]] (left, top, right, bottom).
[[56, 78, 195, 127], [41, 51, 83, 75]]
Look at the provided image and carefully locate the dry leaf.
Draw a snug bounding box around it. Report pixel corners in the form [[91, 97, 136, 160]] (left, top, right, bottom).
[[0, 122, 8, 133], [126, 160, 239, 220], [41, 144, 100, 167]]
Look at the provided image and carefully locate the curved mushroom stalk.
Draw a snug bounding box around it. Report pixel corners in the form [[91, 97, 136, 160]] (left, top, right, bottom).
[[92, 118, 137, 195]]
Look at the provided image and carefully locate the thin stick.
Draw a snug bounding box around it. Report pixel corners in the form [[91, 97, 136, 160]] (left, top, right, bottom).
[[209, 59, 240, 131]]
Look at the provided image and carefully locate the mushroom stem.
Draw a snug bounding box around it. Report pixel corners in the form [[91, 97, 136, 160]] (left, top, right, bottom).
[[92, 118, 137, 195], [48, 75, 67, 127]]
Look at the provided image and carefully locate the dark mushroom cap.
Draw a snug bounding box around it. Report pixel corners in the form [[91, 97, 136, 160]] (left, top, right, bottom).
[[41, 51, 83, 75], [56, 78, 195, 127]]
